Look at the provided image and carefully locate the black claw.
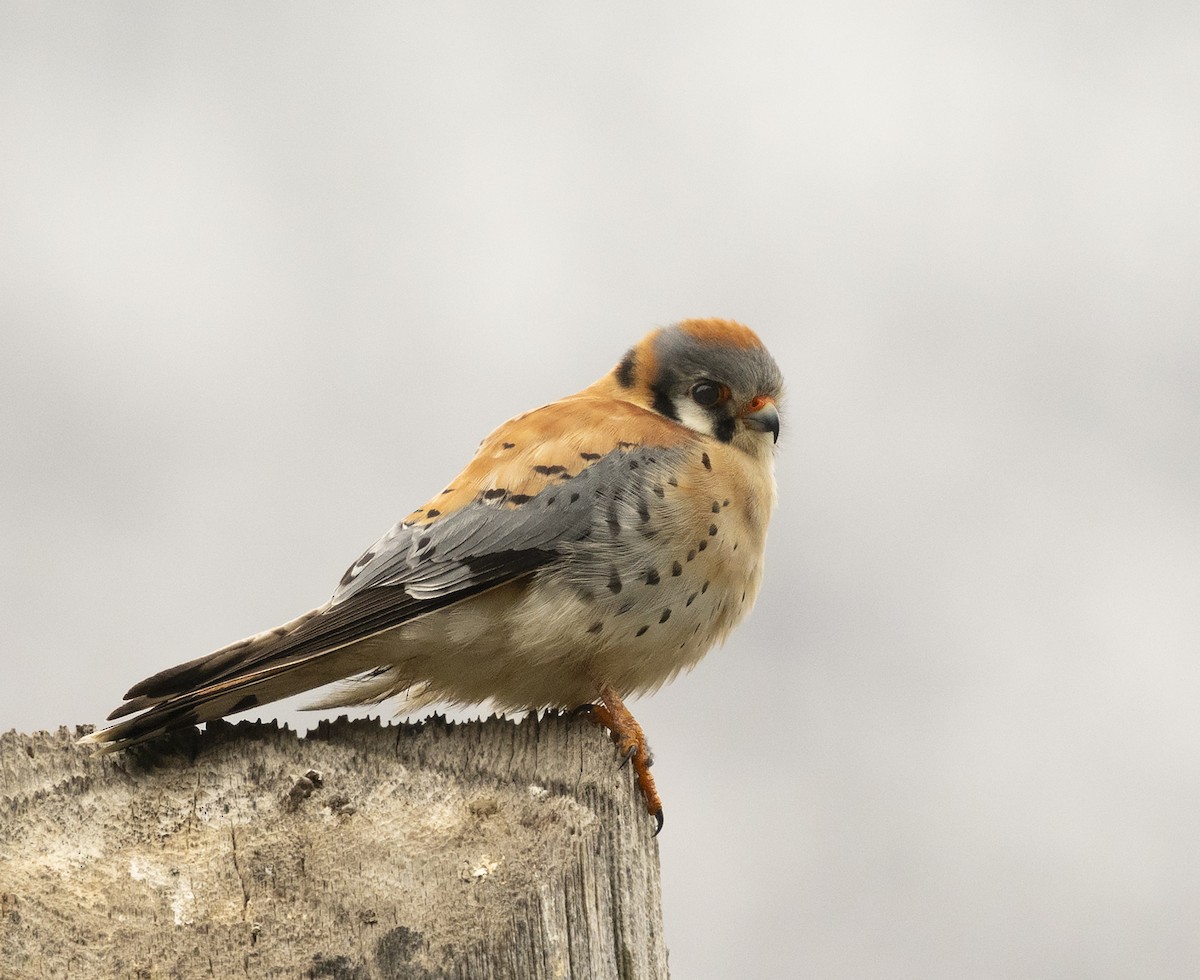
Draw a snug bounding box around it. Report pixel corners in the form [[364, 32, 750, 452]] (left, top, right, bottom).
[[618, 743, 638, 769], [652, 808, 664, 837]]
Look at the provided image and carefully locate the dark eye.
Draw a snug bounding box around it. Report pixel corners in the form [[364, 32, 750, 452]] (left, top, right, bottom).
[[690, 381, 727, 407]]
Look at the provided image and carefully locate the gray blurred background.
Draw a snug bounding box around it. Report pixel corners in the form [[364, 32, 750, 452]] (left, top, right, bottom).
[[2, 3, 1198, 977]]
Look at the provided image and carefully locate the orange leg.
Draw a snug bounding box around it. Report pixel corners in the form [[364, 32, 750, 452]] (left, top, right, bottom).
[[579, 684, 664, 835]]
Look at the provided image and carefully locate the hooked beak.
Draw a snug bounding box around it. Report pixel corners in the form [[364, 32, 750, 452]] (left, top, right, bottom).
[[740, 396, 780, 443]]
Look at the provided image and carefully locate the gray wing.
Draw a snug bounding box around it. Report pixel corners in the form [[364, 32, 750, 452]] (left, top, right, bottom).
[[106, 446, 677, 717]]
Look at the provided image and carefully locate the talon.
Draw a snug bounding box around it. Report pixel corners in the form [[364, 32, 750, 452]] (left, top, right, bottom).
[[582, 684, 666, 834]]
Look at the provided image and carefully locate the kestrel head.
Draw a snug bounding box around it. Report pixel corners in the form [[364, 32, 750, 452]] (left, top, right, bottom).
[[609, 318, 783, 455]]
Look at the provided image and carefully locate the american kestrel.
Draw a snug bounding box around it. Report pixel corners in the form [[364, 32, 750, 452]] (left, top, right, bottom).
[[84, 318, 783, 833]]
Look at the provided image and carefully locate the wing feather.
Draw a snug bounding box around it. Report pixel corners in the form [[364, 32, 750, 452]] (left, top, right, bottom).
[[86, 395, 698, 748]]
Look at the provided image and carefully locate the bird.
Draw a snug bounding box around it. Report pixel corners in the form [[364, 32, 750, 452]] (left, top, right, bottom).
[[83, 317, 783, 834]]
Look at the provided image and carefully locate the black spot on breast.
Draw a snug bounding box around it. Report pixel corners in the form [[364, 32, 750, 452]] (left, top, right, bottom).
[[668, 476, 678, 487], [617, 601, 633, 615], [687, 550, 696, 562], [698, 540, 708, 552], [231, 694, 259, 713], [653, 484, 665, 498], [659, 608, 672, 623], [723, 499, 731, 507], [608, 570, 623, 594], [709, 524, 718, 536], [628, 459, 639, 470], [671, 561, 682, 576], [636, 625, 649, 637], [645, 568, 660, 585], [701, 452, 712, 470], [616, 349, 637, 387], [686, 593, 697, 606], [580, 452, 601, 461], [483, 488, 507, 500], [534, 464, 568, 475], [733, 542, 739, 551], [558, 471, 574, 480], [637, 498, 651, 522], [702, 580, 710, 593], [426, 508, 441, 518], [587, 622, 603, 634], [545, 496, 557, 506], [711, 501, 720, 514], [502, 442, 516, 449], [509, 494, 532, 505], [417, 536, 431, 550], [570, 492, 580, 503]]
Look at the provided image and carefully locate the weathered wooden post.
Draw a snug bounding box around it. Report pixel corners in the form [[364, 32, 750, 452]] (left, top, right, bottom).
[[0, 715, 669, 979]]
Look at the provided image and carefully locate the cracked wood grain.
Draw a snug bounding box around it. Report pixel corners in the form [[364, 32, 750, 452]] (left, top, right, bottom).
[[0, 715, 669, 979]]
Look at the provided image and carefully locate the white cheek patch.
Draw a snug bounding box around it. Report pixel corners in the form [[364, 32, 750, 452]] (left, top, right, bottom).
[[674, 399, 717, 439]]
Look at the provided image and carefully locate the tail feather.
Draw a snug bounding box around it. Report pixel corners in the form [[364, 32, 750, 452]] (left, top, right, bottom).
[[121, 605, 329, 702], [80, 604, 379, 750]]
